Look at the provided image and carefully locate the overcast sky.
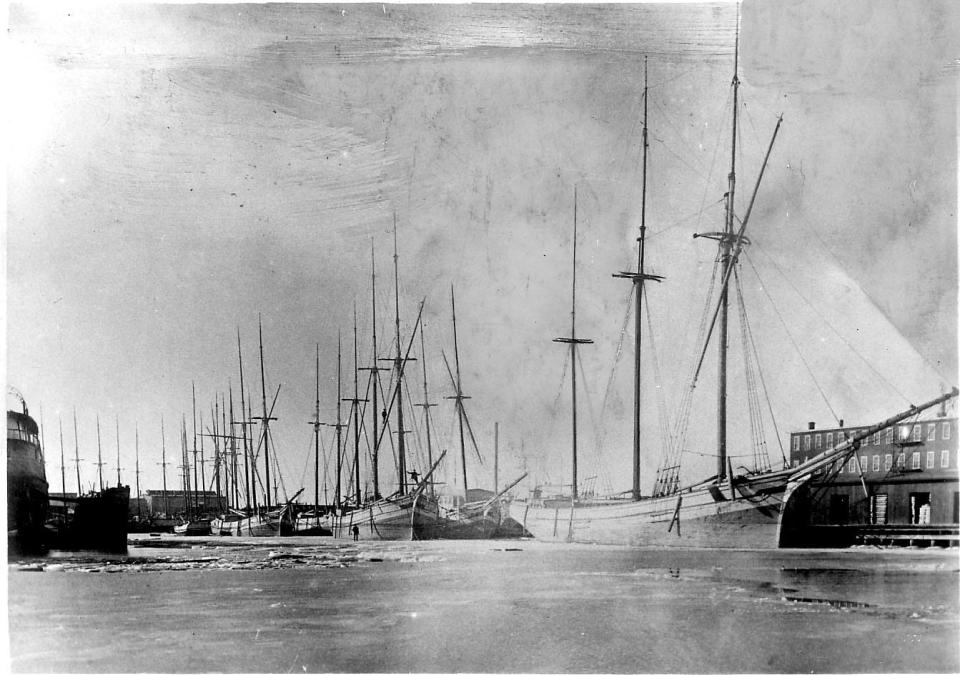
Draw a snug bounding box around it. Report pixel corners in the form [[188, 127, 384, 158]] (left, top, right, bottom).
[[6, 1, 958, 502]]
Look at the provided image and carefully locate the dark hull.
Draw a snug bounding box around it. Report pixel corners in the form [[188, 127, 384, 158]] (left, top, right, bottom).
[[7, 474, 50, 554], [56, 486, 131, 552], [7, 408, 50, 554]]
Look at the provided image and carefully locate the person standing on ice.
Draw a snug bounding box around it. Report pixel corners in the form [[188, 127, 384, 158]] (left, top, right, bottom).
[[352, 525, 359, 541]]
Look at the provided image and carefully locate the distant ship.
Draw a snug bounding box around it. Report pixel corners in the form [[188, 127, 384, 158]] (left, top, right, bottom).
[[7, 390, 50, 553]]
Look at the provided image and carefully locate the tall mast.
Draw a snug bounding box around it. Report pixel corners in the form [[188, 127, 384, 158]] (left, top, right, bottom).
[[257, 315, 276, 510], [114, 416, 122, 487], [494, 422, 499, 494], [335, 332, 343, 507], [200, 405, 208, 510], [58, 416, 66, 497], [236, 328, 254, 511], [391, 216, 409, 495], [613, 56, 664, 499], [95, 414, 104, 492], [192, 382, 199, 511], [553, 187, 593, 501], [160, 415, 169, 515], [313, 344, 321, 513], [415, 323, 437, 497], [214, 396, 223, 508], [716, 11, 740, 481], [72, 408, 82, 495], [358, 239, 384, 500], [450, 285, 469, 493], [352, 305, 362, 505], [135, 423, 141, 518], [181, 415, 191, 518]]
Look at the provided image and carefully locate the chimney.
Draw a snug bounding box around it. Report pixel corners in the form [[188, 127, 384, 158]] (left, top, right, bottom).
[[807, 422, 816, 430], [839, 419, 844, 428]]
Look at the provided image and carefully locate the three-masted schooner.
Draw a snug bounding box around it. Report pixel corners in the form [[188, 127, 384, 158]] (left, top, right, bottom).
[[510, 44, 958, 548]]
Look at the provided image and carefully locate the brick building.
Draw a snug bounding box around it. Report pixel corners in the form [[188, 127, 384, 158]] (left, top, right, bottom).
[[787, 413, 958, 545]]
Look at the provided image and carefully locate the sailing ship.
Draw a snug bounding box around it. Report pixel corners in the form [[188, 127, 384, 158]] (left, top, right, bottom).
[[209, 318, 296, 536], [7, 390, 50, 552], [329, 222, 448, 541], [510, 46, 958, 548]]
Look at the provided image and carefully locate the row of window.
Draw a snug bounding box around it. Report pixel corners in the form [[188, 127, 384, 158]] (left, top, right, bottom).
[[794, 449, 955, 472], [792, 420, 954, 453], [6, 429, 40, 446]]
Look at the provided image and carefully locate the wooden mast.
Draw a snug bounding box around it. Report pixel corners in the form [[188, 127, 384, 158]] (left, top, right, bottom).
[[390, 216, 409, 496], [192, 383, 199, 511], [72, 408, 82, 495], [553, 187, 592, 501], [415, 323, 437, 497], [95, 414, 104, 492], [614, 56, 664, 499], [449, 285, 470, 493], [312, 343, 321, 515], [58, 416, 66, 498], [134, 423, 141, 518], [160, 415, 169, 515], [256, 315, 276, 510], [114, 415, 122, 487], [715, 15, 740, 482], [342, 305, 368, 506], [236, 328, 255, 512], [358, 240, 385, 500]]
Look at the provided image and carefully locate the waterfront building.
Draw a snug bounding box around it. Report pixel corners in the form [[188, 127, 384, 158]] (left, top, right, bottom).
[[787, 412, 958, 546], [142, 489, 225, 516]]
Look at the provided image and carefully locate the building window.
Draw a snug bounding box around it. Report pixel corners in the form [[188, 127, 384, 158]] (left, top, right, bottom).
[[942, 451, 950, 469], [927, 424, 936, 441], [912, 453, 921, 469], [792, 458, 799, 468], [912, 424, 922, 442], [848, 457, 857, 473], [884, 454, 892, 471], [825, 432, 833, 448], [815, 434, 822, 450], [793, 436, 799, 452], [861, 455, 869, 473], [804, 435, 811, 451], [872, 455, 880, 472], [838, 459, 844, 473], [896, 453, 905, 469], [886, 428, 894, 444], [943, 422, 951, 440], [926, 451, 935, 469]]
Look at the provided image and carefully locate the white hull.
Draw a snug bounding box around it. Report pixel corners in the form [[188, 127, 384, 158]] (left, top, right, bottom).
[[512, 471, 796, 549], [210, 510, 288, 537], [331, 493, 442, 541]]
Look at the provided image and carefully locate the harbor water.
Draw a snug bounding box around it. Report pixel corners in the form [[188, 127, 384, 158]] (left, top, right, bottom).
[[7, 536, 959, 673]]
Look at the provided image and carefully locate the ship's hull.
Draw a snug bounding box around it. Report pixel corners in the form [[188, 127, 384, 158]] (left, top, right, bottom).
[[173, 519, 212, 536], [331, 493, 442, 541], [210, 510, 291, 537], [293, 514, 333, 536], [512, 471, 794, 548], [7, 409, 50, 553], [56, 486, 131, 552], [437, 502, 528, 539]]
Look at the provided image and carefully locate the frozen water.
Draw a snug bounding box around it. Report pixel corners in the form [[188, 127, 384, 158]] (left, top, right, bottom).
[[7, 536, 960, 673]]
